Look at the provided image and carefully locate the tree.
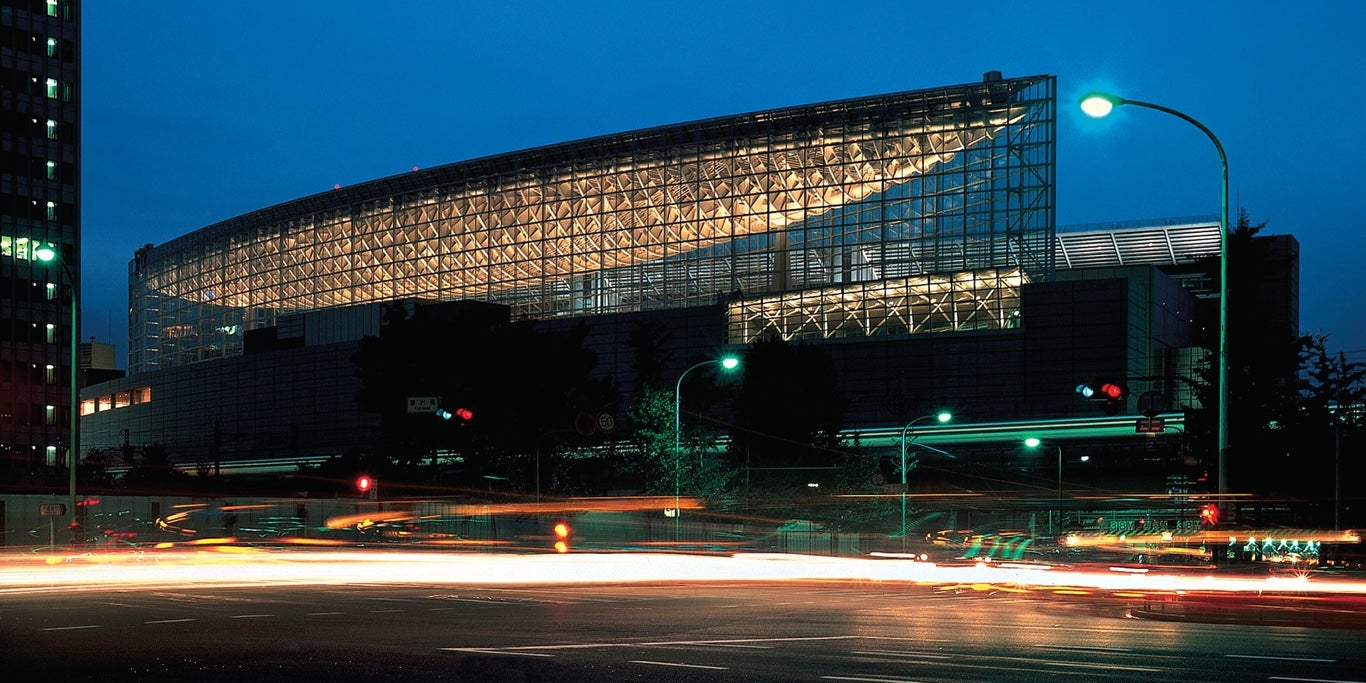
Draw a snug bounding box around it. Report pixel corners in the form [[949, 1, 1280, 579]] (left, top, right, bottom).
[[729, 337, 844, 471], [1179, 211, 1303, 497], [353, 301, 616, 493], [1296, 334, 1366, 521], [122, 443, 189, 492]]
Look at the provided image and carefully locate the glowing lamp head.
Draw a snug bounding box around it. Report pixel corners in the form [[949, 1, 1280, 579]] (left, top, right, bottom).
[[553, 522, 570, 553], [936, 411, 952, 423], [1024, 437, 1042, 449], [1079, 93, 1121, 118], [720, 356, 740, 370], [34, 243, 57, 262]]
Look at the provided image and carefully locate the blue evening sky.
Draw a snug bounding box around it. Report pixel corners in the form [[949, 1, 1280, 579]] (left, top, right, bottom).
[[82, 1, 1366, 367]]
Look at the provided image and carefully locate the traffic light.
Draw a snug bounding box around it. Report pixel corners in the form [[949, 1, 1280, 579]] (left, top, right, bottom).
[[1199, 504, 1220, 526], [553, 522, 571, 553], [1078, 380, 1127, 415], [356, 475, 377, 499], [437, 407, 474, 423]]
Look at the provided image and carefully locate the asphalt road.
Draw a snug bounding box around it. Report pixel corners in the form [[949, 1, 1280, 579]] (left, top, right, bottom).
[[2, 580, 1361, 682]]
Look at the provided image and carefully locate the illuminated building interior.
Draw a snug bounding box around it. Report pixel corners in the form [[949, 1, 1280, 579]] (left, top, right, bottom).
[[129, 74, 1055, 372]]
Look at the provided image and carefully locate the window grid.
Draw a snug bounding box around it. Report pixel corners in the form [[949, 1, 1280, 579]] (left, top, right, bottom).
[[130, 76, 1056, 372]]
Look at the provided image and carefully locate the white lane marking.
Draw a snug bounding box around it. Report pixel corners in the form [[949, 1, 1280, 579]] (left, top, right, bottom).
[[105, 602, 139, 608], [1038, 645, 1134, 653], [144, 618, 196, 624], [1035, 661, 1161, 673], [693, 643, 772, 649], [41, 625, 100, 631], [1269, 677, 1365, 683], [1228, 654, 1337, 663], [307, 611, 343, 616], [629, 660, 727, 670], [427, 607, 458, 611], [370, 609, 403, 613], [823, 677, 929, 683], [230, 614, 274, 619], [859, 636, 954, 644], [852, 650, 952, 660], [640, 635, 857, 648], [440, 634, 859, 655], [440, 648, 552, 658]]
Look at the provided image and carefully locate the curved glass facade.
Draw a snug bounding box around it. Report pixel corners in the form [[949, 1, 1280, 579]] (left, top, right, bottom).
[[130, 75, 1055, 372]]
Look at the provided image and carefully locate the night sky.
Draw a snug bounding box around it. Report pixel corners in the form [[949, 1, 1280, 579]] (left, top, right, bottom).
[[82, 1, 1366, 367]]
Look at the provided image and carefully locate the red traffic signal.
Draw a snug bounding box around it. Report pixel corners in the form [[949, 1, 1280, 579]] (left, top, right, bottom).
[[1199, 504, 1220, 526], [1080, 379, 1127, 415], [437, 407, 474, 422], [356, 476, 373, 493], [553, 522, 571, 553]]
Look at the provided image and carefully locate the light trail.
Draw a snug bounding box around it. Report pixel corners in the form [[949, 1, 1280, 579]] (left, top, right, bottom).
[[2, 548, 1366, 599]]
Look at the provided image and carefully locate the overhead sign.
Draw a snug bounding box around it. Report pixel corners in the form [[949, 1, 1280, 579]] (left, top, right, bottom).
[[407, 396, 440, 414], [39, 503, 66, 516]]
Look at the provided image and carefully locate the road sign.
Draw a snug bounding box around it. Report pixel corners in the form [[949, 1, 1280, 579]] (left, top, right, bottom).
[[39, 503, 66, 516], [596, 412, 616, 433], [1135, 417, 1166, 433], [407, 396, 440, 414], [1137, 390, 1166, 418]]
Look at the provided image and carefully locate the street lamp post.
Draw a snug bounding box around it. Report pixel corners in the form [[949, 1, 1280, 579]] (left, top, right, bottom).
[[1025, 437, 1062, 536], [1081, 92, 1230, 509], [898, 411, 951, 552], [34, 244, 78, 536], [673, 356, 740, 541]]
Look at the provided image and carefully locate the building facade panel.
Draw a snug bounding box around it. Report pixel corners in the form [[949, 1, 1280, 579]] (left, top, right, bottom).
[[0, 0, 77, 476]]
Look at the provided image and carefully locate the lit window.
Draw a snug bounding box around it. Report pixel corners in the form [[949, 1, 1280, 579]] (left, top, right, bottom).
[[134, 387, 152, 404], [45, 446, 57, 467], [80, 399, 95, 416], [98, 395, 112, 412], [44, 405, 55, 425], [45, 323, 56, 344], [45, 120, 57, 140], [45, 364, 55, 384], [46, 201, 57, 221], [46, 283, 56, 300], [45, 78, 57, 99], [46, 38, 56, 57], [15, 236, 29, 259], [1, 235, 10, 257], [46, 0, 57, 17], [115, 391, 131, 409], [46, 161, 57, 180]]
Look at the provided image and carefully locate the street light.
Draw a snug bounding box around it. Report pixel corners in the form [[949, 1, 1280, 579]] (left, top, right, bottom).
[[33, 243, 78, 536], [898, 411, 951, 552], [1080, 91, 1230, 508], [1021, 437, 1060, 538], [673, 355, 740, 541]]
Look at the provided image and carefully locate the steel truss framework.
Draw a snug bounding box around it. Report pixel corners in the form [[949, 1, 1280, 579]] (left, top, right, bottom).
[[130, 76, 1055, 371], [727, 268, 1024, 343]]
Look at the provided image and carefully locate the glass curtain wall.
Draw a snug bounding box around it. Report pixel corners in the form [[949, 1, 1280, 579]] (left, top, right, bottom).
[[129, 75, 1054, 372]]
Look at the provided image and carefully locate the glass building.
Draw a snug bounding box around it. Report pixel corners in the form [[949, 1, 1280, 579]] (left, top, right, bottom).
[[0, 0, 78, 474], [129, 73, 1055, 373]]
